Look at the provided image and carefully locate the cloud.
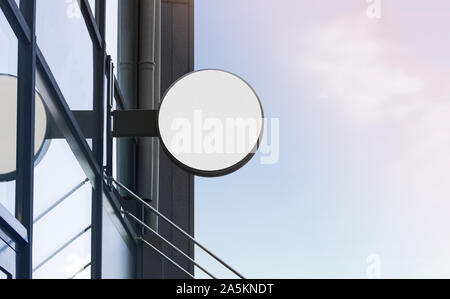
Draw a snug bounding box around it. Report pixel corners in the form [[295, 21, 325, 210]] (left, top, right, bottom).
[[301, 15, 450, 259], [304, 15, 450, 166]]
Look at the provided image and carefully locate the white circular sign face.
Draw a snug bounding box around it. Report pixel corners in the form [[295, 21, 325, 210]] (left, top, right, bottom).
[[0, 74, 49, 181], [158, 70, 264, 177]]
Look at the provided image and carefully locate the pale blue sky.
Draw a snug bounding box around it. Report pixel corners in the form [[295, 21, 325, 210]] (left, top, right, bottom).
[[195, 0, 450, 278]]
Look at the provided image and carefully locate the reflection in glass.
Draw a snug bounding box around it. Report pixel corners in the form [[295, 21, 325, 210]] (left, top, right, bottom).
[[33, 229, 91, 279], [33, 140, 91, 279], [102, 205, 135, 279], [36, 1, 93, 110], [106, 0, 118, 75], [0, 9, 18, 216], [0, 269, 8, 279]]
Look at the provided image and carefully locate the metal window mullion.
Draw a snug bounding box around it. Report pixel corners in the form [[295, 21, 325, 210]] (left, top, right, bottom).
[[15, 0, 36, 280], [105, 56, 113, 189], [0, 0, 32, 43], [78, 0, 102, 50], [90, 0, 106, 280]]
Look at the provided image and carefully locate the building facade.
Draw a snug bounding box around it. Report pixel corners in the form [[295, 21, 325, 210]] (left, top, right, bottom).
[[0, 0, 194, 279]]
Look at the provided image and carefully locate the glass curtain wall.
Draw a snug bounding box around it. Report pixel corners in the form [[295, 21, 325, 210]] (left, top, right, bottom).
[[0, 6, 18, 218], [0, 0, 135, 279]]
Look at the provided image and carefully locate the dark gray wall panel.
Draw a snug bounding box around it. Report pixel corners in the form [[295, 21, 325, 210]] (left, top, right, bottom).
[[159, 0, 195, 279]]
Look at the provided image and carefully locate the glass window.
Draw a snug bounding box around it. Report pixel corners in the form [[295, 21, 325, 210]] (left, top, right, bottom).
[[0, 269, 8, 279], [29, 112, 93, 278], [32, 139, 92, 279], [1, 0, 128, 280], [29, 0, 102, 279], [33, 226, 91, 279], [0, 9, 18, 216], [106, 0, 118, 75], [36, 1, 93, 110], [102, 202, 135, 279], [0, 233, 15, 279], [72, 263, 91, 279]]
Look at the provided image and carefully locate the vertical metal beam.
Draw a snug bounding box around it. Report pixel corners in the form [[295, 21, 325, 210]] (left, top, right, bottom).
[[105, 56, 113, 190], [91, 0, 106, 279], [15, 0, 36, 280]]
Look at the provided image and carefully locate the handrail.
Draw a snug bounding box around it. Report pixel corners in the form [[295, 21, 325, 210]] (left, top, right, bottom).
[[138, 237, 195, 279], [123, 211, 216, 279], [105, 176, 245, 279]]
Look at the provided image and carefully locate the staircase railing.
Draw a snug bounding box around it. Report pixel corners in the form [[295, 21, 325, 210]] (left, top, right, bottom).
[[105, 176, 245, 279]]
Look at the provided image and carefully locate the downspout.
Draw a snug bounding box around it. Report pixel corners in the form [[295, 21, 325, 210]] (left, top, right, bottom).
[[137, 0, 159, 231], [117, 0, 139, 195], [118, 0, 161, 278], [153, 0, 161, 232]]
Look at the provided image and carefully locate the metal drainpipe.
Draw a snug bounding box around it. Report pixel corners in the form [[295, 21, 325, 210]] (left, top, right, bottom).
[[153, 0, 161, 229], [117, 0, 139, 196], [137, 0, 159, 231], [153, 0, 161, 230]]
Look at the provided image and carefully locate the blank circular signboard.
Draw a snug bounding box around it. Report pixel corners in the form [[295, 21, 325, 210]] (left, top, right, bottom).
[[158, 70, 264, 177], [0, 74, 48, 182]]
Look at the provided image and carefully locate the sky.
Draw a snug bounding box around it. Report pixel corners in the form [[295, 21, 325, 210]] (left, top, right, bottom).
[[2, 0, 450, 279], [194, 0, 450, 278]]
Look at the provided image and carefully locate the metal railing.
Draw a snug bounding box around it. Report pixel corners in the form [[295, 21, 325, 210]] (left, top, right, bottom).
[[123, 211, 216, 279], [105, 176, 245, 279], [138, 237, 195, 279]]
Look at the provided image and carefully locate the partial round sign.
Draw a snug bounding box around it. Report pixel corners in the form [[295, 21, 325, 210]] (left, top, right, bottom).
[[0, 74, 49, 182], [158, 70, 264, 177]]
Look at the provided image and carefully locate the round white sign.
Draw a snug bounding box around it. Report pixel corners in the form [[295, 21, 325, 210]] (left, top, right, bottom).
[[158, 70, 264, 177], [0, 74, 49, 182]]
